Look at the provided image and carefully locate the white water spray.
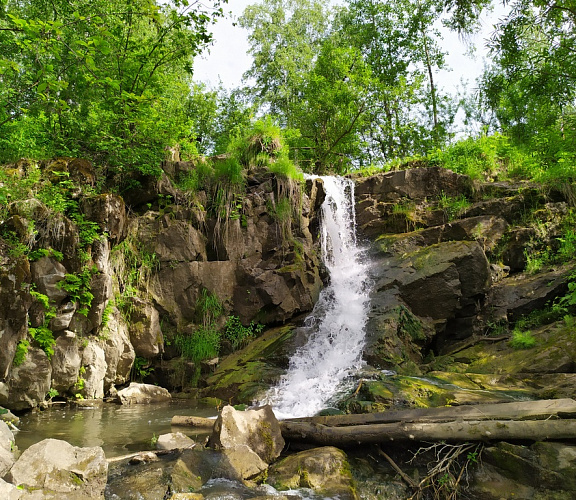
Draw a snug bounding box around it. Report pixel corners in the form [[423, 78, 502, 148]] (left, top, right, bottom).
[[261, 176, 371, 419]]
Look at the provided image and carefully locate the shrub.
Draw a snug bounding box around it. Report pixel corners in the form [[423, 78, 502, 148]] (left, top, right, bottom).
[[223, 315, 264, 351], [509, 329, 537, 349]]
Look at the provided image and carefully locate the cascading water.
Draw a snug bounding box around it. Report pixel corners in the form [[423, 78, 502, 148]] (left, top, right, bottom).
[[261, 176, 371, 419]]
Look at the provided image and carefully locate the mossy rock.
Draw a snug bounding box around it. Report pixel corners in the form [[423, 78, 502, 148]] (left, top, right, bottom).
[[266, 446, 358, 500], [202, 325, 294, 404]]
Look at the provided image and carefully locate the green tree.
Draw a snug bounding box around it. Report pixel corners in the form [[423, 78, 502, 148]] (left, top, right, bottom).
[[239, 0, 331, 128], [0, 0, 226, 173], [292, 40, 373, 172], [339, 0, 454, 161], [187, 84, 254, 155]]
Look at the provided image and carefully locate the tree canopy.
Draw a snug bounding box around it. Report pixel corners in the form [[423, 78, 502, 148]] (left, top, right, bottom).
[[0, 0, 226, 173], [0, 0, 574, 180]]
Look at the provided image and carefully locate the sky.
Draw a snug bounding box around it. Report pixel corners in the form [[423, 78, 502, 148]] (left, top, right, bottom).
[[193, 0, 508, 102]]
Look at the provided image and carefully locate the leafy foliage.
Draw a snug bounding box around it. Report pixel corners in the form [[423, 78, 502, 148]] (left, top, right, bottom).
[[509, 328, 537, 349], [0, 0, 227, 172], [223, 315, 264, 350]]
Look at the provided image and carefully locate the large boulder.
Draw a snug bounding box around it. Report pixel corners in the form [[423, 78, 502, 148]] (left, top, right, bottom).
[[81, 341, 107, 399], [116, 382, 171, 405], [267, 446, 358, 500], [0, 479, 21, 500], [6, 438, 107, 499], [50, 332, 82, 394], [1, 347, 52, 410], [102, 310, 135, 390], [126, 297, 164, 358], [0, 420, 16, 477], [209, 405, 284, 479]]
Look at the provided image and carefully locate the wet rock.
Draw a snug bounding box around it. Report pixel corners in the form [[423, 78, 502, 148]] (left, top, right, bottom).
[[469, 441, 576, 499], [6, 438, 107, 498], [203, 325, 294, 404], [209, 405, 284, 479], [81, 341, 107, 399], [156, 432, 196, 450], [1, 347, 52, 410], [126, 297, 164, 358], [116, 382, 171, 405], [267, 446, 358, 500], [50, 331, 82, 394], [449, 321, 576, 376]]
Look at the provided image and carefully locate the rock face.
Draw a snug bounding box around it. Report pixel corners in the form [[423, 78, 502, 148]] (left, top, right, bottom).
[[0, 347, 52, 411], [6, 438, 107, 499], [209, 405, 284, 479], [0, 162, 325, 408]]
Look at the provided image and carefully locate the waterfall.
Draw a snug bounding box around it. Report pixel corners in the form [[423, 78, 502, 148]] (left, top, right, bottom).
[[261, 176, 371, 419]]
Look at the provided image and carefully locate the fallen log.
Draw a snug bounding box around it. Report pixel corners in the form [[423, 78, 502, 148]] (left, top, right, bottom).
[[171, 415, 216, 429], [280, 418, 576, 445], [285, 398, 576, 427]]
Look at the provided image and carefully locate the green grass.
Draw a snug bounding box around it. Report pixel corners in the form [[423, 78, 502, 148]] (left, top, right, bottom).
[[437, 193, 470, 221], [174, 327, 220, 362], [269, 156, 304, 181]]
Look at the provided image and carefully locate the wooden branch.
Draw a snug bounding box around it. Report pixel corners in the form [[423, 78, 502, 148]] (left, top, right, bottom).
[[171, 415, 216, 429], [374, 445, 417, 488]]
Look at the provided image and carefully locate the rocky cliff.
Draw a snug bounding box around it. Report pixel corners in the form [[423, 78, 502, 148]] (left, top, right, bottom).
[[205, 165, 576, 412], [0, 158, 325, 410]]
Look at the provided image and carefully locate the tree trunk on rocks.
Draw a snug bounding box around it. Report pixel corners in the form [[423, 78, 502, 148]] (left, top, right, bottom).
[[280, 399, 576, 446]]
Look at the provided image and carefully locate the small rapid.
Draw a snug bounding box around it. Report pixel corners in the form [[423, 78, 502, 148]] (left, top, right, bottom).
[[261, 176, 371, 418]]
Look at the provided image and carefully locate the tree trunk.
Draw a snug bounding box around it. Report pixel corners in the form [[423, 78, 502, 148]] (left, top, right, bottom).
[[280, 399, 576, 445], [286, 398, 576, 427], [280, 418, 576, 446]]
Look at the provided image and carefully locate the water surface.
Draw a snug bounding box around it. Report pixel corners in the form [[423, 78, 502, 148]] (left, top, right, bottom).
[[15, 400, 217, 457]]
